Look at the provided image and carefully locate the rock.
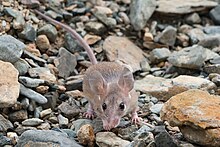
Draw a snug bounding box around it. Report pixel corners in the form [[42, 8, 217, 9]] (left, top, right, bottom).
[[71, 119, 92, 132], [203, 26, 220, 35], [23, 50, 46, 66], [13, 59, 30, 76], [19, 76, 45, 88], [140, 60, 151, 72], [103, 36, 146, 72], [93, 11, 117, 28], [156, 0, 217, 15], [155, 130, 178, 147], [8, 110, 28, 122], [40, 108, 52, 118], [36, 86, 49, 94], [0, 134, 11, 146], [187, 28, 207, 44], [22, 118, 44, 126], [198, 35, 220, 48], [0, 61, 19, 108], [77, 124, 95, 146], [37, 24, 58, 43], [64, 33, 84, 53], [45, 10, 63, 20], [16, 130, 82, 147], [160, 89, 220, 146], [150, 48, 171, 63], [185, 13, 201, 24], [167, 45, 206, 69], [20, 84, 48, 104], [129, 0, 156, 31], [0, 114, 13, 132], [210, 5, 220, 25], [134, 75, 216, 101], [54, 47, 77, 78], [94, 6, 113, 15], [18, 23, 36, 42], [155, 26, 177, 46], [96, 132, 130, 147], [7, 132, 18, 145], [129, 131, 155, 147], [118, 12, 130, 24], [58, 114, 69, 127], [4, 7, 18, 18], [65, 76, 83, 91], [176, 33, 190, 47], [85, 21, 107, 35], [0, 35, 25, 63], [28, 67, 57, 83], [57, 102, 81, 119], [36, 35, 51, 53], [13, 12, 25, 30], [150, 103, 164, 114], [84, 34, 101, 45]]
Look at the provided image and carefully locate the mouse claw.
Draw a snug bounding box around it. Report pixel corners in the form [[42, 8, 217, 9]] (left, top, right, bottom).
[[131, 112, 142, 124], [83, 110, 95, 119]]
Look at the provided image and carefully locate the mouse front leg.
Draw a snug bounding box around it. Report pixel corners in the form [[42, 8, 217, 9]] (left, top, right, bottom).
[[131, 110, 142, 124], [84, 102, 95, 119]]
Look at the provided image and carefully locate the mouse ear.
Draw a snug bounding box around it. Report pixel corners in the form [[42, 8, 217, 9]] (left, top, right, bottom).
[[89, 70, 108, 95], [118, 66, 134, 93]]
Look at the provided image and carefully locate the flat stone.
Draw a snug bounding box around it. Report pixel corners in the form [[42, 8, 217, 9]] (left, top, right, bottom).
[[134, 75, 216, 101], [19, 76, 45, 88], [0, 61, 19, 108], [54, 47, 77, 78], [103, 36, 146, 72], [20, 84, 48, 104], [16, 130, 82, 147], [96, 132, 130, 147], [129, 0, 156, 31], [168, 45, 207, 69], [210, 5, 220, 25], [13, 58, 30, 76], [85, 21, 107, 35], [57, 102, 81, 119], [187, 28, 207, 44], [9, 110, 28, 122], [0, 35, 25, 63], [150, 48, 171, 63], [28, 67, 56, 83], [156, 0, 217, 15], [203, 26, 220, 35], [22, 118, 44, 126], [160, 89, 220, 146], [0, 114, 13, 132], [18, 23, 36, 42]]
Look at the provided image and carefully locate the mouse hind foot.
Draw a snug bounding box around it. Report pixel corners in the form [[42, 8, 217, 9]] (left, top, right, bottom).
[[83, 103, 95, 119], [131, 111, 142, 124]]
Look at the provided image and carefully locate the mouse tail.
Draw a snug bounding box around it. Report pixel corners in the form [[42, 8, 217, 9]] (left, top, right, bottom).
[[34, 9, 98, 65]]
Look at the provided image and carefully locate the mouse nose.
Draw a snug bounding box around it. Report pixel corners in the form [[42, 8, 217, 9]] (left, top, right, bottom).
[[102, 117, 120, 130]]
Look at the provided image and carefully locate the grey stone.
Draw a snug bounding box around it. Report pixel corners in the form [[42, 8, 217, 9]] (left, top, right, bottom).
[[185, 13, 201, 24], [19, 76, 45, 88], [210, 5, 220, 25], [28, 67, 56, 83], [85, 21, 107, 35], [0, 114, 13, 132], [54, 47, 77, 78], [45, 10, 63, 20], [168, 45, 206, 69], [4, 7, 17, 18], [13, 58, 30, 76], [155, 26, 177, 46], [20, 84, 48, 104], [129, 131, 155, 147], [155, 130, 178, 147], [0, 35, 25, 63], [0, 61, 20, 108], [58, 114, 69, 127], [129, 0, 156, 31], [57, 102, 81, 119], [150, 48, 171, 63], [71, 119, 92, 132], [16, 130, 82, 147], [22, 118, 44, 126], [198, 35, 220, 48], [18, 23, 36, 41], [37, 24, 58, 43], [9, 110, 28, 122], [203, 26, 220, 35], [187, 28, 207, 44], [140, 60, 151, 72], [150, 103, 164, 114], [23, 50, 47, 66], [0, 134, 11, 146], [13, 12, 25, 30], [64, 33, 84, 53], [204, 64, 220, 74], [93, 11, 117, 28]]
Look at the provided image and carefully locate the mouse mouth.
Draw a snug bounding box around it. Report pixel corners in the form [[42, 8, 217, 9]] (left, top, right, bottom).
[[102, 117, 120, 130]]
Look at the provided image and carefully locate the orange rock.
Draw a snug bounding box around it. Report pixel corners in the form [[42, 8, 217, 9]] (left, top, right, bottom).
[[77, 124, 95, 147], [161, 89, 220, 146]]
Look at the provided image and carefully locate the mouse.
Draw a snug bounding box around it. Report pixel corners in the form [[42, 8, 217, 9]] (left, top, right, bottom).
[[33, 7, 141, 130]]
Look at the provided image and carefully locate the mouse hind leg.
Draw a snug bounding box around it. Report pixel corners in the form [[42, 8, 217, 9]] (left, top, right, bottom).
[[83, 102, 95, 119]]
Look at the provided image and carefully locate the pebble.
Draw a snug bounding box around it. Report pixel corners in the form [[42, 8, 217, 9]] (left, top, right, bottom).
[[8, 110, 28, 122], [185, 13, 201, 24], [40, 108, 52, 118], [0, 114, 13, 132], [77, 124, 95, 146], [85, 21, 107, 35], [18, 23, 36, 42], [20, 84, 48, 104], [21, 118, 44, 126], [58, 114, 69, 128], [36, 35, 51, 53], [57, 102, 81, 119], [13, 58, 30, 76], [19, 76, 45, 88], [210, 5, 220, 25], [37, 24, 58, 43], [150, 103, 164, 114], [150, 48, 171, 63], [155, 26, 177, 46]]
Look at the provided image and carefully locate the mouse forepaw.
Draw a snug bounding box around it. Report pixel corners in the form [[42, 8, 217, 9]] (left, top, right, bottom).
[[83, 111, 95, 119], [131, 112, 142, 124]]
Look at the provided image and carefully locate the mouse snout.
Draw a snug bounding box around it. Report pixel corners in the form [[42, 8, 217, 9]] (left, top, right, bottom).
[[102, 117, 120, 130]]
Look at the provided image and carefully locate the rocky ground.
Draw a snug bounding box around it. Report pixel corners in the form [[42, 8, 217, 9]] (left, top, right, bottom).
[[0, 0, 220, 146]]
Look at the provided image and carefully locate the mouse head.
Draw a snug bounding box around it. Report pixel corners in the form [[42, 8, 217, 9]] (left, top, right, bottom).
[[89, 66, 134, 130]]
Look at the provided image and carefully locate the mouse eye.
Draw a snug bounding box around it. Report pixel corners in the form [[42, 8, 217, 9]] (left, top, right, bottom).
[[119, 102, 125, 110], [102, 103, 107, 110]]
